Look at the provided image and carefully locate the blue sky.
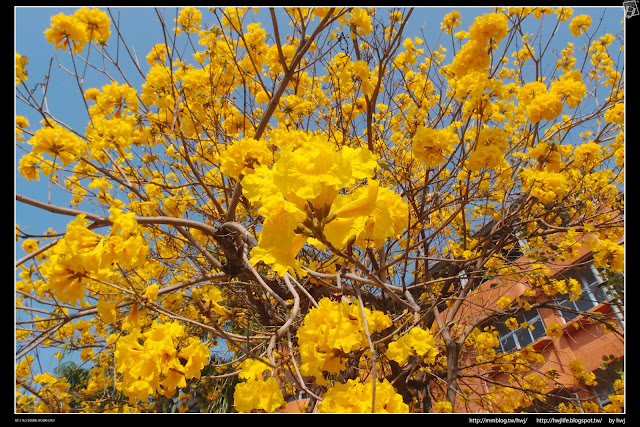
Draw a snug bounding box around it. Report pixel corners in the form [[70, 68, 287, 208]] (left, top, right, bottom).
[[14, 5, 624, 375]]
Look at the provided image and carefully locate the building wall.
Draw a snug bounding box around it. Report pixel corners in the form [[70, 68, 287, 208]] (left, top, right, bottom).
[[449, 238, 624, 413]]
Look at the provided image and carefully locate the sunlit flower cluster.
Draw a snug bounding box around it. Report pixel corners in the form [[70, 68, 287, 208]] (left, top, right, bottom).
[[39, 209, 149, 304], [243, 130, 407, 276], [385, 326, 437, 366], [296, 297, 392, 385], [318, 378, 409, 413], [45, 8, 110, 52], [113, 320, 210, 402], [233, 359, 285, 413]]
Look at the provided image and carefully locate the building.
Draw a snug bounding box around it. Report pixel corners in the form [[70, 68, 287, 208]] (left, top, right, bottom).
[[449, 230, 624, 413]]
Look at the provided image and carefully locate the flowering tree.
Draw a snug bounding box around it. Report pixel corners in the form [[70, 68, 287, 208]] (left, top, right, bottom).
[[16, 7, 624, 413]]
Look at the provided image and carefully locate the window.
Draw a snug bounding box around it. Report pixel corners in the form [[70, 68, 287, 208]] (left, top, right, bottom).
[[592, 361, 624, 408], [555, 263, 608, 322], [495, 309, 546, 352]]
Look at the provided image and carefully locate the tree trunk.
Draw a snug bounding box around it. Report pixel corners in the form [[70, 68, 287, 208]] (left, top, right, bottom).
[[446, 341, 460, 409]]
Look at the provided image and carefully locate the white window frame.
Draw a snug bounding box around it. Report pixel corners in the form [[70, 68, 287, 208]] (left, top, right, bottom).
[[495, 308, 546, 352], [555, 262, 609, 323]]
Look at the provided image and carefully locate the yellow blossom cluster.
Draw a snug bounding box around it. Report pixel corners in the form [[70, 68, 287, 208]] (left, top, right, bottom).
[[39, 209, 148, 304], [393, 37, 424, 72], [550, 70, 587, 108], [603, 378, 624, 413], [519, 168, 570, 203], [25, 122, 86, 169], [441, 11, 462, 34], [112, 320, 210, 403], [517, 81, 563, 124], [445, 12, 509, 79], [175, 7, 202, 34], [16, 53, 28, 85], [385, 326, 438, 366], [243, 130, 407, 276], [434, 400, 453, 413], [219, 136, 273, 179], [233, 359, 285, 413], [296, 297, 392, 385], [568, 360, 598, 386], [605, 103, 624, 124], [344, 8, 374, 38], [586, 238, 624, 273], [569, 15, 592, 37], [318, 378, 409, 413], [525, 142, 572, 172], [29, 372, 72, 412], [85, 82, 139, 119], [467, 327, 500, 363], [488, 373, 548, 411], [412, 125, 458, 169], [540, 277, 581, 300], [15, 6, 624, 414], [466, 127, 509, 171], [545, 323, 564, 339], [45, 8, 110, 52]]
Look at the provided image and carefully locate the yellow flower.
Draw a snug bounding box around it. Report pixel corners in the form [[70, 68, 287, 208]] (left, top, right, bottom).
[[21, 239, 39, 254], [249, 200, 308, 277], [546, 323, 564, 339], [504, 317, 519, 330], [144, 284, 159, 302], [241, 131, 383, 274], [412, 125, 458, 168], [16, 356, 34, 380], [517, 81, 563, 123], [550, 70, 586, 108], [87, 81, 138, 119], [29, 123, 86, 166], [349, 8, 373, 37], [555, 7, 574, 22], [18, 152, 42, 182], [178, 337, 210, 379], [590, 239, 624, 273], [519, 168, 569, 203], [473, 330, 500, 362], [114, 321, 209, 403], [604, 103, 624, 124], [146, 44, 170, 65], [434, 400, 453, 413], [568, 359, 598, 386], [297, 298, 392, 384], [220, 137, 273, 179], [16, 53, 28, 85], [572, 141, 602, 170], [74, 8, 110, 43], [97, 297, 117, 323], [570, 15, 592, 37], [233, 376, 285, 413], [385, 326, 437, 366], [496, 296, 512, 309], [238, 358, 272, 381], [175, 7, 202, 34], [323, 180, 408, 248], [468, 13, 509, 44], [446, 39, 490, 78], [201, 286, 232, 318], [45, 12, 88, 52], [441, 11, 461, 34], [318, 378, 409, 413]]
